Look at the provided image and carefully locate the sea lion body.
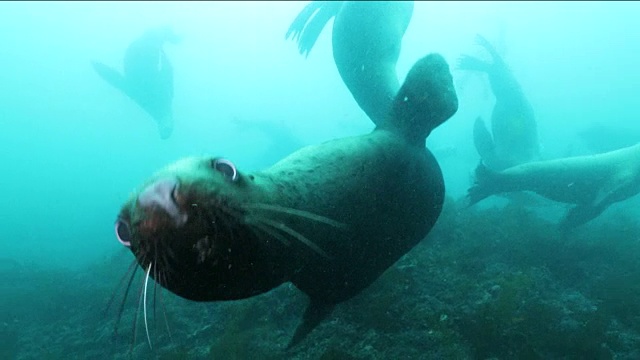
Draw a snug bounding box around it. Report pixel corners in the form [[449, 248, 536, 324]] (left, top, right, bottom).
[[92, 26, 179, 139], [459, 34, 539, 170], [115, 54, 458, 346], [468, 143, 640, 228], [287, 1, 413, 126]]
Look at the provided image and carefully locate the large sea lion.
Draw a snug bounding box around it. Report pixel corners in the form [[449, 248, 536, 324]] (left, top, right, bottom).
[[458, 34, 539, 170], [114, 53, 458, 348], [92, 26, 180, 140], [467, 142, 640, 229], [286, 1, 414, 127]]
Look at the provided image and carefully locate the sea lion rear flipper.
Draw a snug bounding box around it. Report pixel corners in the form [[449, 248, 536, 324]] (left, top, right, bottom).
[[467, 162, 502, 207], [286, 1, 344, 57], [287, 300, 335, 349], [91, 61, 128, 93]]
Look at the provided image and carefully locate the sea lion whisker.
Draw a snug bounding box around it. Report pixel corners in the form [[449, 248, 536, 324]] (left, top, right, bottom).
[[245, 219, 292, 246], [153, 256, 158, 332], [159, 284, 173, 342], [254, 218, 330, 259], [130, 267, 147, 354], [105, 260, 137, 316], [143, 263, 153, 349], [245, 203, 347, 229], [112, 261, 138, 338]]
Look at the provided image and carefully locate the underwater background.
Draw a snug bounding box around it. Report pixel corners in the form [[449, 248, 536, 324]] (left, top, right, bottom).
[[2, 1, 640, 359]]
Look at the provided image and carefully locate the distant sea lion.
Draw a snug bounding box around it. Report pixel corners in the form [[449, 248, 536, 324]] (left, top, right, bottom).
[[286, 1, 414, 127], [92, 26, 180, 139], [467, 142, 640, 229], [114, 53, 458, 348], [458, 34, 539, 170]]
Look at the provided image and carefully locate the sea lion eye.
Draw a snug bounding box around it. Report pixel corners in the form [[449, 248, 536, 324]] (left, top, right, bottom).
[[115, 219, 131, 247], [212, 158, 238, 181]]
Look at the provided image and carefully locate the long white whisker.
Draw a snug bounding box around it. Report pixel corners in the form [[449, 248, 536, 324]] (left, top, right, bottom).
[[245, 203, 347, 229], [257, 218, 330, 259], [143, 263, 153, 349], [245, 218, 292, 246]]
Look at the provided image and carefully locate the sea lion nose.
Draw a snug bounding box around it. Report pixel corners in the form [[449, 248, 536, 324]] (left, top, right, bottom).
[[138, 177, 187, 226]]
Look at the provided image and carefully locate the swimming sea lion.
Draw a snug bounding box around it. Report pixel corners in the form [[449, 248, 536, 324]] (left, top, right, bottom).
[[92, 26, 180, 139], [467, 142, 640, 229], [287, 1, 414, 127], [458, 34, 539, 170], [114, 53, 458, 348]]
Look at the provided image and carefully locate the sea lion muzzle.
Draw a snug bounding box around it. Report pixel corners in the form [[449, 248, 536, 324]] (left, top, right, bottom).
[[137, 177, 188, 227]]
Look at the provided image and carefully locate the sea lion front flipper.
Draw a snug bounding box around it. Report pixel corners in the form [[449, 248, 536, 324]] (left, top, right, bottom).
[[474, 34, 502, 63], [560, 203, 608, 231], [287, 299, 335, 349], [473, 116, 499, 169], [456, 54, 491, 72], [561, 173, 640, 229], [286, 1, 344, 57], [91, 61, 128, 94]]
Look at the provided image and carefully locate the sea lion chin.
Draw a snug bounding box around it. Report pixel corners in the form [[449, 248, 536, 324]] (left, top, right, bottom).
[[114, 53, 458, 348]]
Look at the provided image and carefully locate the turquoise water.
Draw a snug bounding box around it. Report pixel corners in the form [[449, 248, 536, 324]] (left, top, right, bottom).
[[2, 1, 640, 359]]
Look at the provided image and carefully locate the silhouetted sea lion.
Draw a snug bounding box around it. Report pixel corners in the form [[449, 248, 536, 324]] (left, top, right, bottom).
[[114, 53, 458, 348], [287, 1, 414, 127], [467, 142, 640, 229], [458, 34, 539, 170], [92, 26, 180, 139]]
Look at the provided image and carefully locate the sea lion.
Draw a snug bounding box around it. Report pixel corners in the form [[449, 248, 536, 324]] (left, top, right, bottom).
[[458, 34, 539, 170], [92, 26, 180, 139], [286, 1, 414, 127], [467, 142, 640, 229], [113, 53, 458, 348]]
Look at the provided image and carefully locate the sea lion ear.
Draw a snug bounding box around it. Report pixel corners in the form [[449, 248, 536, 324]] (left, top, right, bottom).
[[391, 53, 458, 142]]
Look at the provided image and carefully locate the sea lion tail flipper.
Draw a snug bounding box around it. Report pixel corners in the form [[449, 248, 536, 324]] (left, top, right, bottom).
[[285, 1, 343, 57], [91, 61, 128, 93], [389, 53, 458, 143], [466, 162, 501, 207], [286, 300, 335, 349], [473, 116, 498, 168]]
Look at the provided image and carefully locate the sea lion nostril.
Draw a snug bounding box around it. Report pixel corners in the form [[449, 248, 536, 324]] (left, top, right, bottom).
[[115, 219, 131, 247], [138, 178, 179, 208], [137, 177, 188, 226]]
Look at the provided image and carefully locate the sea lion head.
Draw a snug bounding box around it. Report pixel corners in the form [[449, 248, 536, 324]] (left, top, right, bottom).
[[389, 53, 458, 144], [114, 156, 292, 302]]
